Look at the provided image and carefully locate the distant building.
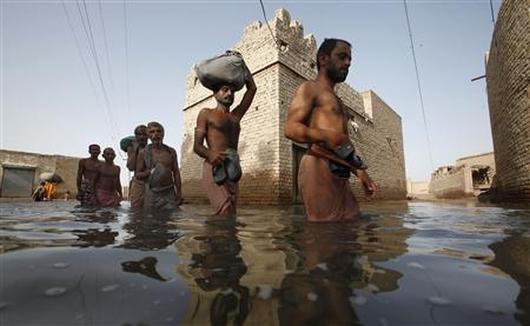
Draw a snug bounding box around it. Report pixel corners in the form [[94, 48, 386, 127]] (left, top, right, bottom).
[[0, 149, 80, 199], [485, 0, 530, 201], [180, 8, 406, 205], [406, 179, 430, 197], [429, 152, 495, 199]]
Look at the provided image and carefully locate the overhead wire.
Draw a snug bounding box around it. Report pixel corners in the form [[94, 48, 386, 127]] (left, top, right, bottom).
[[403, 0, 434, 171], [97, 0, 114, 91], [123, 0, 131, 127], [77, 0, 123, 158], [258, 0, 281, 49]]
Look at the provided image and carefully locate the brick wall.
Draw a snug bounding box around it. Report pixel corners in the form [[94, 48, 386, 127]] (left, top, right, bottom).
[[181, 8, 406, 204], [430, 166, 474, 198], [0, 150, 80, 198], [486, 0, 530, 201]]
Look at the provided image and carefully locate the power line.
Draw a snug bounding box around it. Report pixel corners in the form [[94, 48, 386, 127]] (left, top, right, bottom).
[[123, 0, 131, 125], [258, 0, 280, 49], [76, 0, 123, 158], [489, 0, 496, 26], [61, 1, 99, 102], [97, 0, 114, 91], [403, 0, 434, 171]]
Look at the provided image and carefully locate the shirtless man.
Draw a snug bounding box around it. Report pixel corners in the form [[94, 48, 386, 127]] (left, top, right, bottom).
[[95, 147, 123, 207], [284, 38, 377, 222], [193, 64, 256, 215], [76, 144, 102, 206], [126, 125, 148, 209], [136, 122, 182, 210]]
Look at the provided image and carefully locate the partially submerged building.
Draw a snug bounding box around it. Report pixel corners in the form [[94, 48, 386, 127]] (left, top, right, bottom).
[[0, 150, 80, 199], [180, 9, 406, 205], [429, 152, 495, 198]]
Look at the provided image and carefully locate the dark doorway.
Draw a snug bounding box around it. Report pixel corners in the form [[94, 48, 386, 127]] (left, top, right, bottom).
[[1, 166, 35, 197], [292, 145, 307, 204]]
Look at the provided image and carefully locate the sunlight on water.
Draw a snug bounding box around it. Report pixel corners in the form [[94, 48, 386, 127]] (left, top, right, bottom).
[[0, 199, 529, 325]]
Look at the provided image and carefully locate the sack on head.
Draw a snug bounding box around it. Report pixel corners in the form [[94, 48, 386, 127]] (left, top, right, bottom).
[[194, 51, 249, 91]]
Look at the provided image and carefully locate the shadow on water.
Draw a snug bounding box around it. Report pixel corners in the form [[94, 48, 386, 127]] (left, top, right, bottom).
[[0, 199, 529, 325]]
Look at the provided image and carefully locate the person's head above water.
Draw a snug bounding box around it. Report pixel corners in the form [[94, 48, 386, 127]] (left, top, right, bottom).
[[88, 144, 101, 159], [102, 147, 116, 163], [134, 125, 148, 147], [213, 84, 236, 108], [316, 38, 352, 83], [147, 121, 165, 146]]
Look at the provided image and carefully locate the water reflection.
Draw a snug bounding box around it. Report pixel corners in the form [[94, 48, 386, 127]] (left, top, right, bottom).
[[489, 232, 530, 325], [176, 217, 250, 325], [120, 210, 181, 250], [175, 203, 413, 325]]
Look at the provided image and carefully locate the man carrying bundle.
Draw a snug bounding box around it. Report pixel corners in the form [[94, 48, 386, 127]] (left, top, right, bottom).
[[285, 38, 377, 222], [193, 51, 257, 215]]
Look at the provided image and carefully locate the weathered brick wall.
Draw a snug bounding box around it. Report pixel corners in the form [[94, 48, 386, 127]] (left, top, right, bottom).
[[181, 8, 406, 204], [486, 0, 530, 201], [430, 166, 473, 198], [455, 152, 495, 168], [0, 150, 80, 197]]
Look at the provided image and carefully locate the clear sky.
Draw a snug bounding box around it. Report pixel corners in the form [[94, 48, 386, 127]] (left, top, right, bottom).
[[1, 0, 501, 182]]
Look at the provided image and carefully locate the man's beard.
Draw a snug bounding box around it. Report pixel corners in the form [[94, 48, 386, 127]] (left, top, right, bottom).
[[219, 96, 234, 106], [327, 65, 348, 83]]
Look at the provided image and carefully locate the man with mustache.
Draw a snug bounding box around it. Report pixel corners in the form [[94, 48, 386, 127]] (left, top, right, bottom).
[[136, 122, 182, 210], [285, 38, 377, 222], [193, 62, 256, 215]]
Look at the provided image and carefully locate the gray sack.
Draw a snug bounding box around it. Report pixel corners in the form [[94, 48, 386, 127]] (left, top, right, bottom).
[[194, 51, 249, 91]]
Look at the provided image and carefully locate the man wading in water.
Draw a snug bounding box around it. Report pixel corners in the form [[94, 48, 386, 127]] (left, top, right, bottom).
[[285, 38, 377, 222]]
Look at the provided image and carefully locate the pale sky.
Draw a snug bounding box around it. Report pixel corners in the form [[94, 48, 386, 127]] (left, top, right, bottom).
[[1, 0, 501, 182]]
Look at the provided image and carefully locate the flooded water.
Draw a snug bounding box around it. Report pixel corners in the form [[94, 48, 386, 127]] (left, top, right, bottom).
[[1, 199, 529, 325]]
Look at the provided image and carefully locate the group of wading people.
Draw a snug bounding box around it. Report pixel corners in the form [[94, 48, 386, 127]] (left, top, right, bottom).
[[77, 39, 377, 221], [76, 122, 182, 209]]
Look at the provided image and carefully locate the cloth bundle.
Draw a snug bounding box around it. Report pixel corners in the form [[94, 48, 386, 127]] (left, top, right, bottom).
[[194, 51, 249, 91]]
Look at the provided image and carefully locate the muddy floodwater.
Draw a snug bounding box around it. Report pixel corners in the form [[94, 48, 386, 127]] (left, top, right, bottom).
[[1, 199, 529, 325]]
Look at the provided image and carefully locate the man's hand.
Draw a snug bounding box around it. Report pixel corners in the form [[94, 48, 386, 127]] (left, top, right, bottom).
[[207, 150, 227, 166], [356, 169, 378, 199]]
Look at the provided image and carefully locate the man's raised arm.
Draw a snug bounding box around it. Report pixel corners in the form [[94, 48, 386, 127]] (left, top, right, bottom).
[[231, 67, 257, 122]]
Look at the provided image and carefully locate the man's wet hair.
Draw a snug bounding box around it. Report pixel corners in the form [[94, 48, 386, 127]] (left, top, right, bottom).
[[134, 124, 147, 135], [88, 144, 100, 150], [316, 38, 351, 71], [212, 83, 235, 93], [147, 121, 164, 133]]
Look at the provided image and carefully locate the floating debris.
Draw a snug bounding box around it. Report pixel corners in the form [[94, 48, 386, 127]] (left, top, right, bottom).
[[374, 269, 386, 274], [427, 296, 451, 306], [482, 306, 505, 315], [257, 285, 273, 300], [349, 295, 367, 306], [407, 262, 425, 270], [101, 284, 120, 292], [367, 284, 380, 293], [44, 287, 67, 297], [52, 262, 71, 269], [306, 292, 318, 302], [316, 263, 328, 271]]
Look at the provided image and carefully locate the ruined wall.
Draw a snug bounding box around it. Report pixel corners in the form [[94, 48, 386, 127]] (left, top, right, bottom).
[[430, 166, 473, 198], [486, 0, 530, 201], [181, 8, 406, 204], [455, 152, 495, 168], [0, 150, 80, 198]]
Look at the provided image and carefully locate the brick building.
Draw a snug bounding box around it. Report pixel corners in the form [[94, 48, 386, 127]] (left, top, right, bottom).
[[485, 0, 530, 201], [180, 9, 406, 205], [0, 150, 80, 199]]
